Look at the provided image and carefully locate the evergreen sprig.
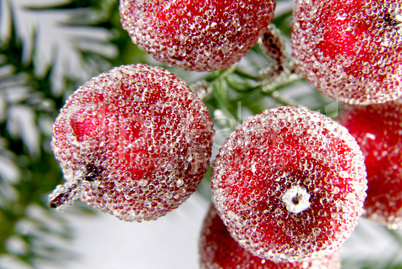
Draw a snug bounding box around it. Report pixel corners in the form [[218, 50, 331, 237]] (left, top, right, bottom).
[[26, 0, 148, 73], [0, 3, 81, 268], [1, 0, 401, 268]]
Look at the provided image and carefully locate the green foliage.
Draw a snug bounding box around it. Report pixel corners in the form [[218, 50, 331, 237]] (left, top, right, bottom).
[[0, 4, 74, 268], [26, 0, 148, 73], [1, 0, 401, 268]]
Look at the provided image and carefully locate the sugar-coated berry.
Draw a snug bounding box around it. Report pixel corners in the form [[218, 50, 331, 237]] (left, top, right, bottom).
[[199, 205, 341, 269], [211, 106, 367, 262], [119, 0, 275, 72], [291, 0, 402, 105], [338, 100, 402, 229], [49, 64, 215, 222]]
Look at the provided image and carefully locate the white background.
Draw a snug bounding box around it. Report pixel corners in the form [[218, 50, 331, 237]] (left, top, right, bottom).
[[1, 0, 402, 268]]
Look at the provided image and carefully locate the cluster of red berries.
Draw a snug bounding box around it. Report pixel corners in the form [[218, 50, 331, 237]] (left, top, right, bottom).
[[49, 0, 401, 267]]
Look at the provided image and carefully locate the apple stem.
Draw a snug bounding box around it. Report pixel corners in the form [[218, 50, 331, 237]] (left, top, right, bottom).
[[49, 178, 83, 211]]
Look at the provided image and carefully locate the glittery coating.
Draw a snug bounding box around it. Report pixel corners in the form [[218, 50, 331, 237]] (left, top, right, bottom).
[[338, 100, 402, 229], [199, 205, 341, 269], [291, 0, 402, 105], [119, 0, 275, 71], [51, 64, 214, 222], [211, 106, 367, 262]]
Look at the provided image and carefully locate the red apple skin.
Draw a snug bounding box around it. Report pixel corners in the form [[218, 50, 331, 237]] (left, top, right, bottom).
[[211, 106, 367, 262], [338, 100, 402, 229], [50, 64, 215, 222], [199, 205, 341, 269], [120, 0, 275, 71], [291, 0, 402, 105]]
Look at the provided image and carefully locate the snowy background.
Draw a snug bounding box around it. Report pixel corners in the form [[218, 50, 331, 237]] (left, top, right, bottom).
[[1, 0, 401, 268]]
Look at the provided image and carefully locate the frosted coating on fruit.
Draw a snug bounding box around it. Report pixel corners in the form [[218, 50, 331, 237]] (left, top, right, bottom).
[[291, 0, 402, 105], [199, 205, 341, 269], [50, 64, 214, 222], [211, 106, 367, 262], [119, 0, 275, 71], [338, 100, 402, 229]]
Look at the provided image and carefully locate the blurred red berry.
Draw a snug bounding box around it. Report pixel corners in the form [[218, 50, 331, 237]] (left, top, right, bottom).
[[199, 204, 341, 269], [338, 100, 402, 229], [291, 0, 402, 105], [119, 0, 275, 71], [211, 106, 367, 262], [49, 64, 215, 222]]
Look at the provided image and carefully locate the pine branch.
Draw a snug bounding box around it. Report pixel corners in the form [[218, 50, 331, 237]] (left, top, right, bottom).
[[0, 3, 90, 268], [2, 1, 401, 268], [25, 0, 148, 73]]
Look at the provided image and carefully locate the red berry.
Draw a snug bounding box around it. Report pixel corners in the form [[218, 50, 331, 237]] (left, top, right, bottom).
[[49, 64, 215, 222], [199, 204, 342, 269], [119, 0, 275, 72], [291, 0, 402, 105], [338, 100, 402, 229], [211, 106, 367, 262]]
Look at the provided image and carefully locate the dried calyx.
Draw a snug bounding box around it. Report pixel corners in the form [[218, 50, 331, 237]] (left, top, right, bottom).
[[282, 185, 311, 214]]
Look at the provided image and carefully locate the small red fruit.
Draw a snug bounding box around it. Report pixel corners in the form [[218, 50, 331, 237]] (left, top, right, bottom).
[[211, 106, 367, 262], [49, 64, 215, 222], [119, 0, 275, 72], [291, 0, 402, 105], [338, 100, 402, 229], [199, 205, 341, 269]]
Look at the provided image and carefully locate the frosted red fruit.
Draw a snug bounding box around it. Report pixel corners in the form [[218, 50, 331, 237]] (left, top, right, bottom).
[[338, 100, 402, 229], [199, 205, 341, 269], [49, 64, 214, 222], [119, 0, 275, 72], [291, 0, 402, 105], [211, 106, 367, 262]]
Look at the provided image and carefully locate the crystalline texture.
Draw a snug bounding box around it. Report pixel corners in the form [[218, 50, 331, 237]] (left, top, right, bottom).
[[50, 64, 215, 222], [199, 205, 341, 269], [338, 99, 402, 229], [211, 106, 367, 262], [291, 0, 402, 105], [119, 0, 275, 71]]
